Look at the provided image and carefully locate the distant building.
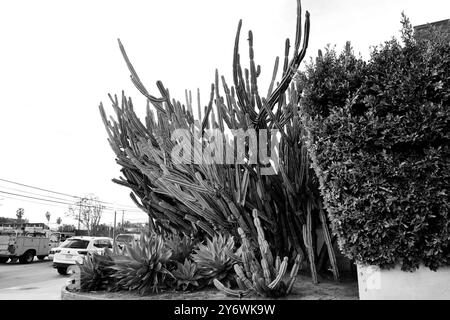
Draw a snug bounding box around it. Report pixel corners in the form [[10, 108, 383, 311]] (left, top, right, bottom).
[[414, 19, 450, 40], [0, 222, 49, 230]]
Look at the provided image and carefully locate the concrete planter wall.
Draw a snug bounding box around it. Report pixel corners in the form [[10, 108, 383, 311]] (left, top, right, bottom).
[[357, 264, 450, 300], [61, 286, 106, 300]]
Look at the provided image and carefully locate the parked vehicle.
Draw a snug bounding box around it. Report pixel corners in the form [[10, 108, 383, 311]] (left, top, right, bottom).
[[47, 232, 76, 260], [53, 236, 113, 275], [115, 233, 140, 250], [0, 230, 56, 264]]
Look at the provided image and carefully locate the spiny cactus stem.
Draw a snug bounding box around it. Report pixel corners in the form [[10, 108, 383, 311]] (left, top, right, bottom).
[[234, 264, 255, 291], [286, 254, 302, 295], [268, 257, 288, 290], [261, 258, 272, 285], [319, 205, 340, 282], [213, 279, 250, 298], [275, 256, 281, 272]]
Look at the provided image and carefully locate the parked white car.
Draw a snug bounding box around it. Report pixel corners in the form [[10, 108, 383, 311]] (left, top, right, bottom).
[[115, 233, 141, 250], [52, 236, 113, 275]]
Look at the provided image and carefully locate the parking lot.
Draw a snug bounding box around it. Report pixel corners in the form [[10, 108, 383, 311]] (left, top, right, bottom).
[[0, 258, 70, 299]]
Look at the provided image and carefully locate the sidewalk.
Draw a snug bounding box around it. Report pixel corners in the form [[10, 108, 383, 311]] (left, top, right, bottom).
[[0, 277, 68, 300]]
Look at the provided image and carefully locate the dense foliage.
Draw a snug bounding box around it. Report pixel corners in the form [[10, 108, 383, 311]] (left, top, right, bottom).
[[300, 20, 450, 271]]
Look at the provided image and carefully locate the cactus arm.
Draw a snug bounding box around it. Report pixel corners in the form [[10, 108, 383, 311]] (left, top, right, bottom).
[[213, 279, 250, 298], [319, 204, 340, 282], [286, 253, 302, 294], [275, 256, 281, 272], [261, 258, 272, 285], [234, 264, 255, 291], [304, 201, 318, 284], [268, 257, 288, 289]]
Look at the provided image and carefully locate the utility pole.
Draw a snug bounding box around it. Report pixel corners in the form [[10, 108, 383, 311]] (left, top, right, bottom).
[[112, 211, 117, 250], [77, 200, 82, 233], [122, 210, 124, 231]]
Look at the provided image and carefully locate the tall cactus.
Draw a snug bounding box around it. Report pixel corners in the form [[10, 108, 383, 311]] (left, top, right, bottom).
[[100, 0, 340, 283]]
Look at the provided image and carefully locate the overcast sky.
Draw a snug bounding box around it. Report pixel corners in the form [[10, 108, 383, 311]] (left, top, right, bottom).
[[0, 0, 448, 227]]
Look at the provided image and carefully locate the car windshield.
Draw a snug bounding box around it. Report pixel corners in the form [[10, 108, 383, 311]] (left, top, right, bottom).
[[60, 239, 89, 249], [116, 235, 133, 242]]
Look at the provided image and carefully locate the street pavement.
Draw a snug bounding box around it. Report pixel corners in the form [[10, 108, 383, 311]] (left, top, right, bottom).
[[0, 257, 70, 300]]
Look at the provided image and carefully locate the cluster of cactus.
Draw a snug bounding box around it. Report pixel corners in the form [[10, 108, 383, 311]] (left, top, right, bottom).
[[214, 210, 301, 297], [99, 0, 340, 284]]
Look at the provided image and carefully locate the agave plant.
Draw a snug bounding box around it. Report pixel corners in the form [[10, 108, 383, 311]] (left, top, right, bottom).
[[165, 233, 196, 264], [170, 259, 201, 291], [75, 251, 116, 292], [191, 234, 236, 285], [108, 232, 172, 295]]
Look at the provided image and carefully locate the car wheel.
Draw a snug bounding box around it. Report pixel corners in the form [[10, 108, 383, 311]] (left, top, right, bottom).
[[37, 255, 46, 261], [57, 267, 68, 275], [0, 257, 9, 263], [19, 251, 35, 264]]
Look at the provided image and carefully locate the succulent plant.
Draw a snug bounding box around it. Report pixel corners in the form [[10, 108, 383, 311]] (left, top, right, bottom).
[[108, 232, 172, 295], [76, 250, 116, 292], [191, 234, 236, 285], [170, 259, 201, 291], [165, 233, 196, 264]]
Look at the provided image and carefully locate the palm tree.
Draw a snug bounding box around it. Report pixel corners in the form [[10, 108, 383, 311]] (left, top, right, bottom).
[[45, 211, 51, 224], [16, 208, 24, 223]]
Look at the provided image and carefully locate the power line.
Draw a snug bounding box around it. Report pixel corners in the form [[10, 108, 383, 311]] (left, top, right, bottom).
[[0, 190, 142, 214], [0, 194, 73, 210], [0, 190, 78, 207], [0, 178, 138, 210], [0, 194, 143, 228], [0, 184, 79, 203]]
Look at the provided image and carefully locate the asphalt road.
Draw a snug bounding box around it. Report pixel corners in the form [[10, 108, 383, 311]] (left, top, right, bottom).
[[0, 257, 70, 299]]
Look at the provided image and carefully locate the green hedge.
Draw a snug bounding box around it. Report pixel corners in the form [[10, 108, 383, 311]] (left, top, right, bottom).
[[300, 22, 450, 271]]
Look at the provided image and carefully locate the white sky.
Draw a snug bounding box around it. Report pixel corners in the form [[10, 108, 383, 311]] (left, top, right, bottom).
[[0, 0, 448, 226]]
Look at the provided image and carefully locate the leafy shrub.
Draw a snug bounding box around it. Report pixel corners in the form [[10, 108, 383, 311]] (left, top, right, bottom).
[[300, 42, 366, 118], [300, 20, 450, 271]]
